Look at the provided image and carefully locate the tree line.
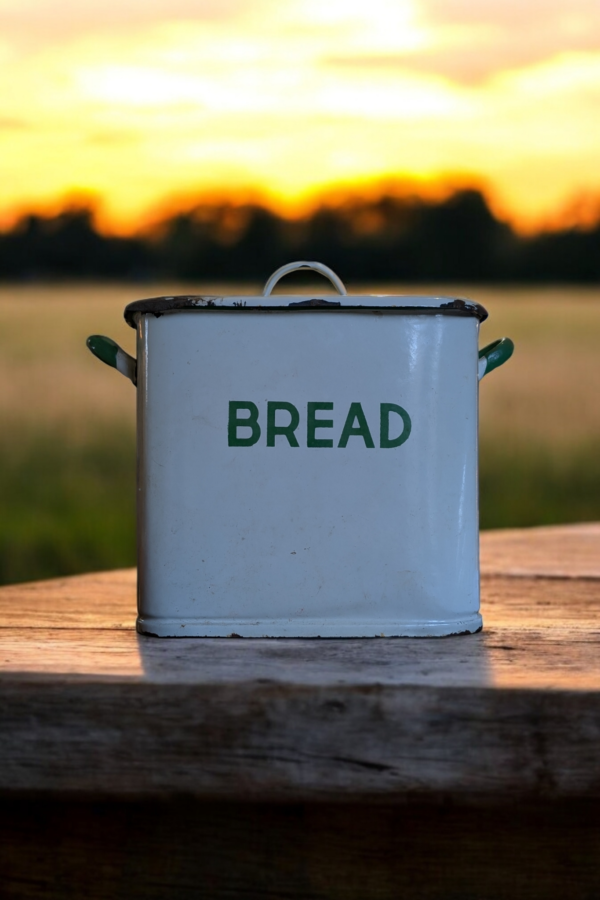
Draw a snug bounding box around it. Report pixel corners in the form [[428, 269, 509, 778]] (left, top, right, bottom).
[[1, 188, 599, 282]]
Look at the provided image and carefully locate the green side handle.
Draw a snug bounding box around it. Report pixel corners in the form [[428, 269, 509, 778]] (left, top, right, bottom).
[[87, 335, 137, 386], [478, 337, 514, 380]]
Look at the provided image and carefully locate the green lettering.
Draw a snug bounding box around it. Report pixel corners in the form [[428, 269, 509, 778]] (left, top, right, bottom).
[[267, 402, 300, 447], [307, 402, 334, 448], [338, 402, 375, 448], [380, 403, 411, 448], [228, 401, 261, 446]]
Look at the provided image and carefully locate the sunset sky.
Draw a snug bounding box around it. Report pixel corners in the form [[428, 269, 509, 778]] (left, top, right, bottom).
[[1, 0, 600, 232]]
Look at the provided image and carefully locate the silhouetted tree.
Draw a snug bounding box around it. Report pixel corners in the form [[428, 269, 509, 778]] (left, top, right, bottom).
[[0, 208, 149, 280], [0, 191, 598, 283]]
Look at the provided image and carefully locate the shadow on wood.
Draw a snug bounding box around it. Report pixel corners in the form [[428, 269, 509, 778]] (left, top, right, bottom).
[[2, 798, 600, 900]]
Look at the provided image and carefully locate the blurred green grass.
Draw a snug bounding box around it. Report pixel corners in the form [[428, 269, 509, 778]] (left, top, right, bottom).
[[479, 442, 600, 530], [0, 427, 136, 584], [1, 283, 600, 585]]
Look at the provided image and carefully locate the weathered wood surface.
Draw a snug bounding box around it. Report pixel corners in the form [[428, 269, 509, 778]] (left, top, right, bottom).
[[0, 525, 599, 801], [480, 522, 600, 578]]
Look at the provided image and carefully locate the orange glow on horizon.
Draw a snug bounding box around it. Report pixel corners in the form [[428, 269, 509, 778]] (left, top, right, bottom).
[[2, 175, 596, 239], [1, 0, 600, 236]]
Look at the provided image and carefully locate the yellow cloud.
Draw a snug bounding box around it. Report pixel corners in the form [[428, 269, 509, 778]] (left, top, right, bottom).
[[0, 0, 599, 232]]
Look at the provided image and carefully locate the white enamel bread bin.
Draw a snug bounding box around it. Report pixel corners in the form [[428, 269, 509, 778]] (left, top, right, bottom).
[[88, 261, 513, 637]]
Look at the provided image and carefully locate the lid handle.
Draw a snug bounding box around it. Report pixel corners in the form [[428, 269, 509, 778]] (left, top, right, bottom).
[[263, 261, 347, 296]]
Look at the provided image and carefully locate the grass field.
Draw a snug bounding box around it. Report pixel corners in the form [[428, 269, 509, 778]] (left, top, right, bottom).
[[2, 283, 600, 584]]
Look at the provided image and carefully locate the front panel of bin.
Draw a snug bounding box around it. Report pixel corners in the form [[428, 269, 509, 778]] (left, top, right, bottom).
[[135, 307, 480, 637]]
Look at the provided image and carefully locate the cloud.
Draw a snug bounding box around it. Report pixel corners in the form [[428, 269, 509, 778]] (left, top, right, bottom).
[[326, 0, 600, 86], [420, 0, 597, 30], [0, 116, 29, 130], [413, 0, 600, 83], [0, 0, 257, 48], [1, 0, 600, 232], [86, 129, 140, 146]]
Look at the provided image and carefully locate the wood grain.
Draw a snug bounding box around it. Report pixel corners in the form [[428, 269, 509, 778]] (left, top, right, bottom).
[[2, 526, 600, 898], [480, 522, 600, 578], [0, 526, 599, 800], [1, 575, 600, 688], [0, 568, 136, 631], [2, 677, 600, 801]]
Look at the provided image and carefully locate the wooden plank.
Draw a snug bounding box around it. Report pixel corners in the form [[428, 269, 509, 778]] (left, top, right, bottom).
[[0, 527, 599, 800], [1, 610, 600, 689], [2, 798, 600, 900], [480, 522, 600, 578], [1, 576, 599, 688], [0, 582, 599, 802], [1, 677, 600, 801], [0, 568, 135, 631]]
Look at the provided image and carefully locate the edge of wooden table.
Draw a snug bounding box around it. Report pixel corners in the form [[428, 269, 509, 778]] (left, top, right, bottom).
[[0, 523, 599, 802]]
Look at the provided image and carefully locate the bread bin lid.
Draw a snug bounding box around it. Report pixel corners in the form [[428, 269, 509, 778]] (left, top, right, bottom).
[[124, 260, 488, 327]]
